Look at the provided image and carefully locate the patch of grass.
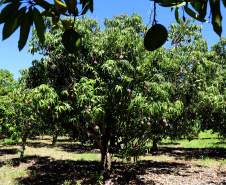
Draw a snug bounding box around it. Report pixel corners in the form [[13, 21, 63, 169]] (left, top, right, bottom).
[[159, 138, 225, 149], [78, 153, 100, 161], [193, 158, 226, 168], [0, 139, 4, 145], [198, 130, 220, 138], [6, 159, 14, 167], [158, 130, 226, 149], [55, 141, 77, 145], [57, 136, 70, 140], [177, 138, 226, 149], [3, 139, 16, 145], [0, 166, 28, 185]]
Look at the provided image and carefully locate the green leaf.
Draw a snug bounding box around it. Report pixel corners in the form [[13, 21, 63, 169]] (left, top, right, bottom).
[[73, 7, 78, 16], [2, 7, 26, 40], [0, 1, 21, 24], [80, 0, 88, 9], [54, 0, 68, 13], [190, 0, 207, 20], [157, 0, 186, 7], [81, 0, 93, 15], [81, 4, 89, 15], [88, 0, 93, 12], [175, 7, 180, 23], [69, 0, 77, 10], [33, 7, 46, 44], [0, 0, 18, 6], [51, 23, 59, 30], [222, 0, 226, 8], [184, 6, 208, 22], [209, 0, 222, 37], [18, 7, 33, 51]]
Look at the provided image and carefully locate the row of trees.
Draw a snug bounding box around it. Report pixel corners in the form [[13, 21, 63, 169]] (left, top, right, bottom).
[[0, 14, 225, 170]]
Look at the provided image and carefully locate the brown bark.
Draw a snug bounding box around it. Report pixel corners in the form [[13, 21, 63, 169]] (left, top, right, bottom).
[[52, 130, 58, 146], [152, 139, 158, 150], [20, 129, 30, 161], [101, 148, 112, 171], [78, 123, 112, 170]]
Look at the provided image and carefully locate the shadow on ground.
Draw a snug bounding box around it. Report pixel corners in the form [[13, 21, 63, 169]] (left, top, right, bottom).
[[0, 148, 20, 167], [15, 155, 188, 185], [59, 143, 100, 154], [0, 148, 19, 157], [25, 141, 100, 154], [149, 147, 226, 160], [159, 142, 180, 146]]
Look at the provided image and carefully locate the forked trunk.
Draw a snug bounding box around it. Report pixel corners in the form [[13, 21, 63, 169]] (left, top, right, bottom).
[[101, 148, 112, 171]]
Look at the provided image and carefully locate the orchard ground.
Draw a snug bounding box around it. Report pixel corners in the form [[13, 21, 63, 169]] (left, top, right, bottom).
[[0, 131, 225, 185]]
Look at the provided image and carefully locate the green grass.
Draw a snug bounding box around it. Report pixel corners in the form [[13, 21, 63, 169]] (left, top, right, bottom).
[[158, 130, 226, 149], [3, 139, 16, 145], [0, 166, 28, 185], [159, 138, 226, 148], [198, 130, 220, 138], [193, 158, 226, 168]]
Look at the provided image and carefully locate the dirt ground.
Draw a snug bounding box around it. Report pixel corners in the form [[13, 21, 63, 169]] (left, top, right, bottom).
[[0, 139, 225, 185]]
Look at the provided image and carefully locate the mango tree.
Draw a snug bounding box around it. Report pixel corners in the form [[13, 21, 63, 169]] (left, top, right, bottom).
[[26, 14, 213, 170], [3, 82, 59, 160], [0, 70, 18, 138], [198, 37, 226, 138], [156, 18, 226, 141]]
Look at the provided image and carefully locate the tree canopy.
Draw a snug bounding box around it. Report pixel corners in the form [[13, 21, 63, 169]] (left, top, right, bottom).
[[0, 69, 16, 96]]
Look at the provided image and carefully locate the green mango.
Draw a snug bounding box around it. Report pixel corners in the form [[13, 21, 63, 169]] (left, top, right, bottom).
[[62, 28, 82, 54], [144, 24, 168, 51]]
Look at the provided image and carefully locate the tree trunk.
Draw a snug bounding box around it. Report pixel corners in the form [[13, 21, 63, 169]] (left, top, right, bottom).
[[52, 130, 58, 146], [152, 139, 158, 150], [20, 130, 30, 161], [77, 122, 112, 171], [101, 148, 112, 171]]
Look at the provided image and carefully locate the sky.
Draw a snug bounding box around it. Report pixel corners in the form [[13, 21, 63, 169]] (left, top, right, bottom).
[[0, 0, 225, 81]]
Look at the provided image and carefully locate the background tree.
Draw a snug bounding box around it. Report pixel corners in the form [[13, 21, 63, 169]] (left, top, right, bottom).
[[0, 70, 17, 138], [0, 71, 59, 160], [0, 69, 17, 96], [160, 19, 226, 140], [211, 37, 226, 59], [198, 38, 226, 138]]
